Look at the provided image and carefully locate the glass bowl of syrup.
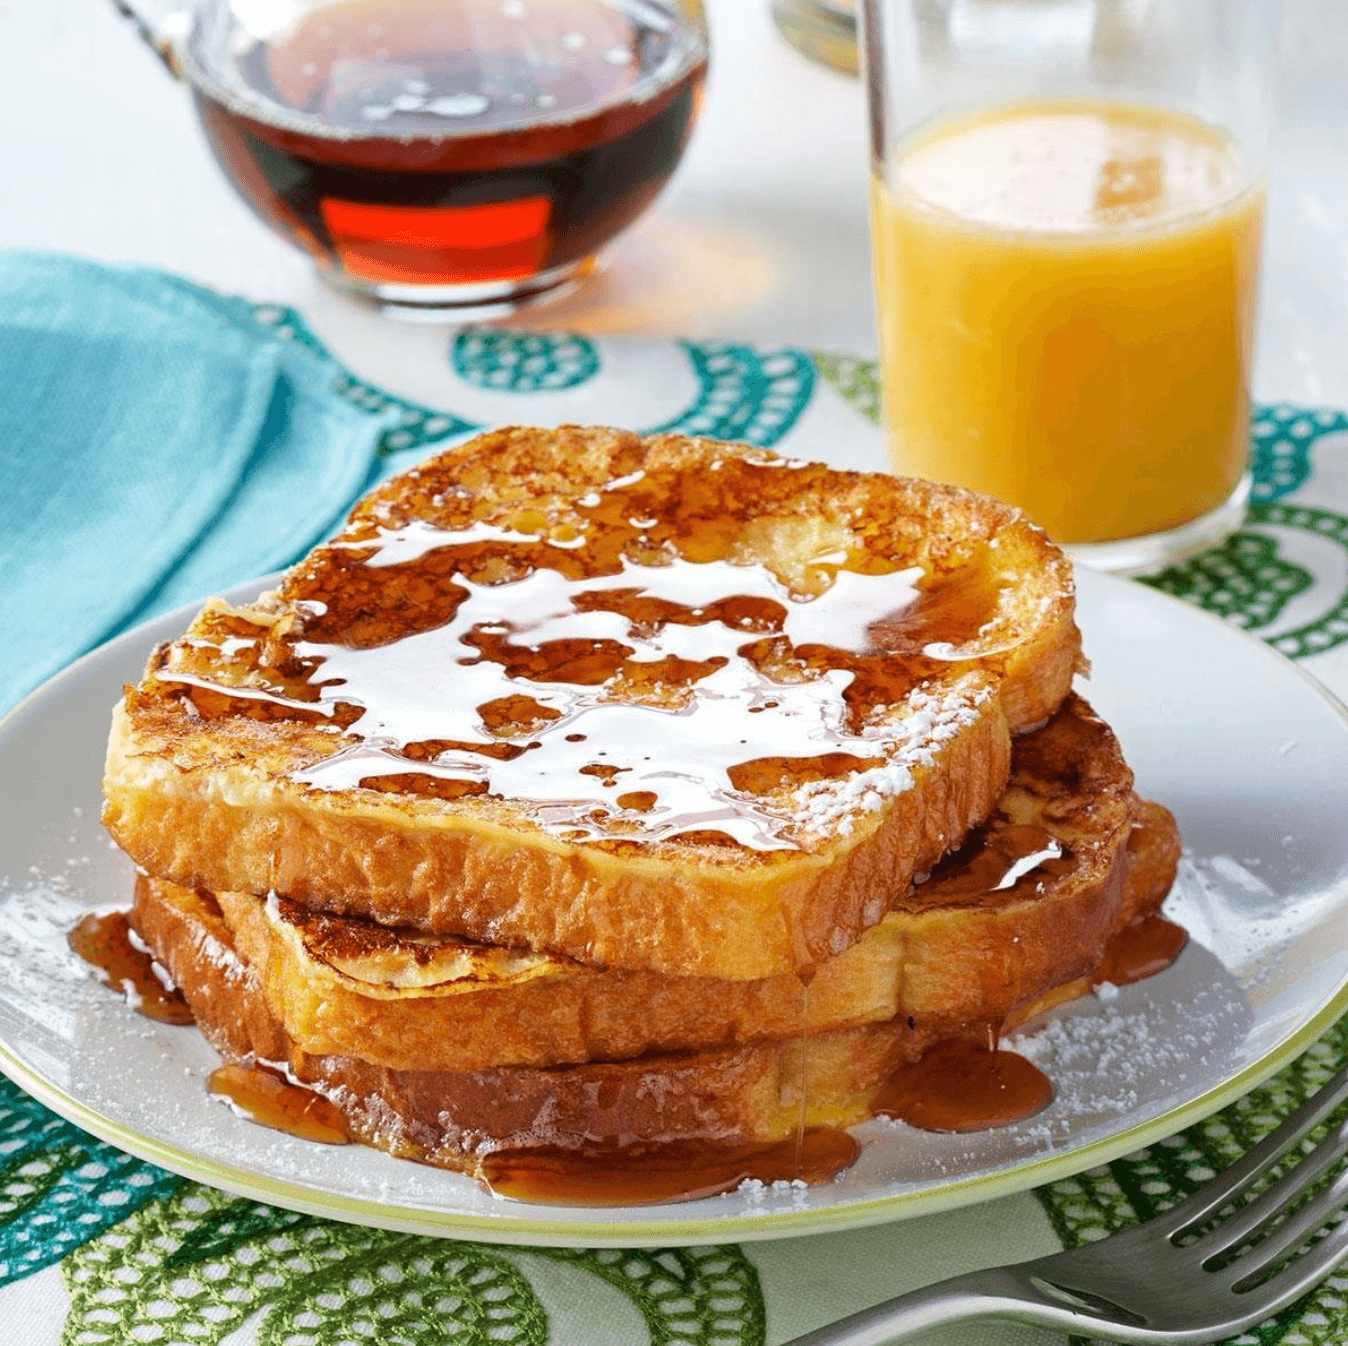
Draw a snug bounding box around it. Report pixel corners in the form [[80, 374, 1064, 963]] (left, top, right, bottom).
[[134, 0, 708, 318]]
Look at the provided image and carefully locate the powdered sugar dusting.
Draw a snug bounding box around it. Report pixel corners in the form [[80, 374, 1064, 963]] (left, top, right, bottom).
[[790, 675, 992, 837]]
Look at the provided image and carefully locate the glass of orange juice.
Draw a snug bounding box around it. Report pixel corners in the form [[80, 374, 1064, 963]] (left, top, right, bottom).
[[861, 0, 1281, 572]]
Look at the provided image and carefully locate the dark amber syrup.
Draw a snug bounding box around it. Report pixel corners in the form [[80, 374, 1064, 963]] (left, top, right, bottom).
[[71, 906, 351, 1145], [1096, 914, 1188, 987], [480, 1128, 858, 1206], [163, 451, 1007, 853], [208, 1063, 352, 1146], [190, 0, 706, 288], [924, 822, 1074, 906], [872, 1039, 1054, 1133], [68, 910, 193, 1025]]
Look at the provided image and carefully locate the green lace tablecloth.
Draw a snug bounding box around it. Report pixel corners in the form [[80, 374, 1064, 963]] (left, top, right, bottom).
[[6, 303, 1348, 1346]]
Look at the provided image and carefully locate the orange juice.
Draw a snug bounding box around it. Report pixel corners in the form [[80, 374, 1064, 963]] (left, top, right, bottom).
[[871, 101, 1265, 546]]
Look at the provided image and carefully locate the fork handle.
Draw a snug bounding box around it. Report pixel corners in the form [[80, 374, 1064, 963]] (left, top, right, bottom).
[[778, 1265, 1078, 1345]]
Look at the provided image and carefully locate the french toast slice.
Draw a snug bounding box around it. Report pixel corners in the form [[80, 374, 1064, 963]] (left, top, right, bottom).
[[162, 695, 1165, 1073], [129, 789, 1179, 1169], [105, 426, 1080, 979]]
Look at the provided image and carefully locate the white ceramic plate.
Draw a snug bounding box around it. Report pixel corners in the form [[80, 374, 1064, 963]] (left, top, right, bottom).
[[2, 567, 1348, 1248]]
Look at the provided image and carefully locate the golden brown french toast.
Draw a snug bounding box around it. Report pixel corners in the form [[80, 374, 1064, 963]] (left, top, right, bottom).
[[156, 696, 1167, 1073], [130, 870, 919, 1164], [129, 784, 1178, 1171], [105, 426, 1080, 979]]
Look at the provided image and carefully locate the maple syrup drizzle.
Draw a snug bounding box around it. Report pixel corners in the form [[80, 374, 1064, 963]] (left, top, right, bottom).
[[479, 1128, 859, 1206], [920, 821, 1075, 906], [795, 971, 814, 1174], [283, 556, 967, 850], [73, 900, 1186, 1199], [872, 1039, 1054, 1133], [1095, 914, 1188, 987], [152, 454, 1008, 851], [207, 1063, 352, 1146], [80, 756, 1188, 1202], [68, 910, 194, 1025]]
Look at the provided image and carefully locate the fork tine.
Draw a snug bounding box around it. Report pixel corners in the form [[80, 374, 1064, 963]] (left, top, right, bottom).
[[1160, 1064, 1348, 1240], [1216, 1166, 1348, 1288], [1229, 1195, 1348, 1306], [1200, 1109, 1348, 1257]]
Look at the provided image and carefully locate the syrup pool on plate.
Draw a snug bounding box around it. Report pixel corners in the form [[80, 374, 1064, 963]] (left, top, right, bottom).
[[68, 909, 193, 1025], [66, 826, 1188, 1203], [184, 0, 708, 313]]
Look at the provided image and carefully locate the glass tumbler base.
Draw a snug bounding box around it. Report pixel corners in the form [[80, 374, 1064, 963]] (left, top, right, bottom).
[[1063, 473, 1250, 576], [318, 257, 597, 323]]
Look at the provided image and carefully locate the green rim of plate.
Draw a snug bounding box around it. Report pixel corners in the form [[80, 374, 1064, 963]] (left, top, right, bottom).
[[4, 986, 1348, 1247], [4, 570, 1348, 1246]]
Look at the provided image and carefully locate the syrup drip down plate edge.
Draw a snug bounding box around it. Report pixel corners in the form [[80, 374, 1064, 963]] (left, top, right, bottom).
[[1, 566, 1347, 1248]]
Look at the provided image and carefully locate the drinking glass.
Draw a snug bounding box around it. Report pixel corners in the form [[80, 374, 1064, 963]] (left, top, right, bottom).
[[118, 0, 709, 320], [862, 0, 1281, 572]]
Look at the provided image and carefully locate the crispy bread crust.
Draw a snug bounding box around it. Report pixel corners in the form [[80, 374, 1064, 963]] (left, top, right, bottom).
[[130, 880, 968, 1162], [175, 697, 1167, 1073], [109, 696, 1011, 979], [105, 427, 1078, 978], [131, 785, 1178, 1165]]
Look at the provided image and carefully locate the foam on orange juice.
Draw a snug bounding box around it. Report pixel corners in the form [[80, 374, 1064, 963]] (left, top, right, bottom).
[[871, 101, 1264, 546]]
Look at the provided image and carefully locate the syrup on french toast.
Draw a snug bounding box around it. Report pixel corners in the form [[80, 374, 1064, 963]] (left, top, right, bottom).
[[162, 458, 1009, 850], [68, 909, 192, 1025], [104, 427, 1080, 979], [85, 700, 1184, 1203], [154, 696, 1148, 1076], [91, 427, 1183, 1205]]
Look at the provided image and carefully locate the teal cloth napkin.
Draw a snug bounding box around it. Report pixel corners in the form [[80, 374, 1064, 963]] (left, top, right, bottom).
[[0, 252, 392, 712]]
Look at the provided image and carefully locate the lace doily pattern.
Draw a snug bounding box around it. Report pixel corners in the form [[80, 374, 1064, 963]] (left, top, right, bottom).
[[58, 1181, 764, 1346]]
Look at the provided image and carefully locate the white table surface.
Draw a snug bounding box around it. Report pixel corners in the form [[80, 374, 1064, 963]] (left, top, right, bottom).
[[4, 0, 1344, 414]]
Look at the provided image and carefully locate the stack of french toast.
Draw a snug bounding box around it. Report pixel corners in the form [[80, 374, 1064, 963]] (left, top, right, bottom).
[[102, 425, 1181, 1194]]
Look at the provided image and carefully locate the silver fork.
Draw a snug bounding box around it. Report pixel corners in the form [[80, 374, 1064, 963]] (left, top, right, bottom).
[[783, 1061, 1348, 1345]]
